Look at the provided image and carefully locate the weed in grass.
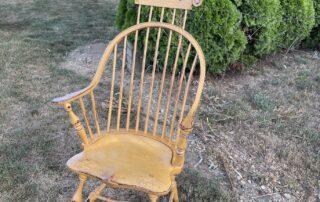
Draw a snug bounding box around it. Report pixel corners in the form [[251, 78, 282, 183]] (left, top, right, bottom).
[[245, 88, 274, 111], [256, 112, 273, 128], [295, 70, 314, 90], [303, 128, 320, 145], [274, 119, 288, 131], [252, 94, 274, 111]]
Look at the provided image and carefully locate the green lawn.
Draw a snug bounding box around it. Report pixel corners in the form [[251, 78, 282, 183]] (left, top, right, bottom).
[[0, 0, 118, 200]]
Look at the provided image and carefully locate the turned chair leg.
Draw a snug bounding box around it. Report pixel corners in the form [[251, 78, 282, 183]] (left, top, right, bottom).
[[72, 175, 87, 202], [148, 194, 159, 202], [171, 180, 179, 202]]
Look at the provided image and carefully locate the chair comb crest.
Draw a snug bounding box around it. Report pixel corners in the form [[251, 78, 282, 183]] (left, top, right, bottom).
[[135, 0, 203, 10]]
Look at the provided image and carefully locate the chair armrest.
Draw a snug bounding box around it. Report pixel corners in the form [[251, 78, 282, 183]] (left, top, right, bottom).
[[52, 86, 92, 104], [180, 114, 194, 133]]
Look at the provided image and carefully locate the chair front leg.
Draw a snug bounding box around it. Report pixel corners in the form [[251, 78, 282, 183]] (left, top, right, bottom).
[[169, 178, 179, 202], [148, 194, 159, 202], [72, 174, 87, 202], [171, 180, 179, 202]]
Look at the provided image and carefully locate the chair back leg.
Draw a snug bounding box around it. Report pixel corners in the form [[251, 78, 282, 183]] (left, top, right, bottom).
[[86, 184, 107, 202]]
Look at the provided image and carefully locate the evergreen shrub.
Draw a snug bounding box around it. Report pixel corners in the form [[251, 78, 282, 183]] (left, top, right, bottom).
[[303, 0, 320, 49], [279, 0, 315, 48], [237, 0, 282, 56], [116, 0, 318, 72], [116, 0, 247, 74]]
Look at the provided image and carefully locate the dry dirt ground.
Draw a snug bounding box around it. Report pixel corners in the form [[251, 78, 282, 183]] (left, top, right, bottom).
[[193, 52, 320, 201], [0, 0, 319, 201]]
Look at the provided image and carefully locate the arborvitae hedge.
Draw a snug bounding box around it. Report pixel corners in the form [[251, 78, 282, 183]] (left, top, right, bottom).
[[116, 0, 319, 73], [279, 0, 315, 48], [303, 0, 320, 49], [237, 0, 282, 56], [186, 0, 247, 73], [116, 0, 247, 73], [315, 0, 320, 25], [116, 0, 136, 30]]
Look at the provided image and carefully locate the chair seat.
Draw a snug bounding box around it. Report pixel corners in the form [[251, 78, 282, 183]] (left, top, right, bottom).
[[67, 131, 174, 193]]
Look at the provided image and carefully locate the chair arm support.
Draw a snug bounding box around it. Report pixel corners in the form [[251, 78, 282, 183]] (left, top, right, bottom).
[[172, 116, 194, 172], [64, 103, 90, 146], [180, 115, 194, 132], [51, 85, 93, 104]]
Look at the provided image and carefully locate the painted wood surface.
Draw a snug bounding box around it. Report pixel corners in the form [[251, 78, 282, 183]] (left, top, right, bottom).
[[67, 131, 173, 194], [135, 0, 193, 10], [53, 1, 205, 201]]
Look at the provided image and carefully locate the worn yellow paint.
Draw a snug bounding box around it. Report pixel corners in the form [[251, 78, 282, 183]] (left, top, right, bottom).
[[68, 131, 173, 194], [64, 103, 89, 146], [52, 1, 205, 201], [135, 0, 203, 9]]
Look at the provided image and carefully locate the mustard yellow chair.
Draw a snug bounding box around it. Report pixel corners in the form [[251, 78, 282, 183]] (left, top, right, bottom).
[[53, 0, 205, 201]]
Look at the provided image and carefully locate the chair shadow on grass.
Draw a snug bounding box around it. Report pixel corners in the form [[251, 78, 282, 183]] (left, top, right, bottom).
[[96, 168, 230, 202]]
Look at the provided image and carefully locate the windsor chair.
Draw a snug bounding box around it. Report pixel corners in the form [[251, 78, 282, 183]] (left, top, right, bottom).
[[52, 0, 205, 201]]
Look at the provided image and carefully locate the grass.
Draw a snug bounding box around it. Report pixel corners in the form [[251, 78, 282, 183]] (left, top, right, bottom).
[[0, 0, 118, 201], [245, 89, 275, 111], [303, 128, 320, 145], [176, 169, 230, 202], [198, 52, 320, 200]]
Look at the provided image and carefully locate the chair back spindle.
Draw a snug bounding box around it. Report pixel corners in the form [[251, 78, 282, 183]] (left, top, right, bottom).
[[54, 0, 205, 173]]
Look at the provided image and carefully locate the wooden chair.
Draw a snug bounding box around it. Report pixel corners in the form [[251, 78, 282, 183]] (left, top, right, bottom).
[[52, 0, 205, 201]]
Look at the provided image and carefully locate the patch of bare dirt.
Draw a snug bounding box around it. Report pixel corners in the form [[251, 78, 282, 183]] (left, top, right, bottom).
[[62, 43, 107, 79]]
